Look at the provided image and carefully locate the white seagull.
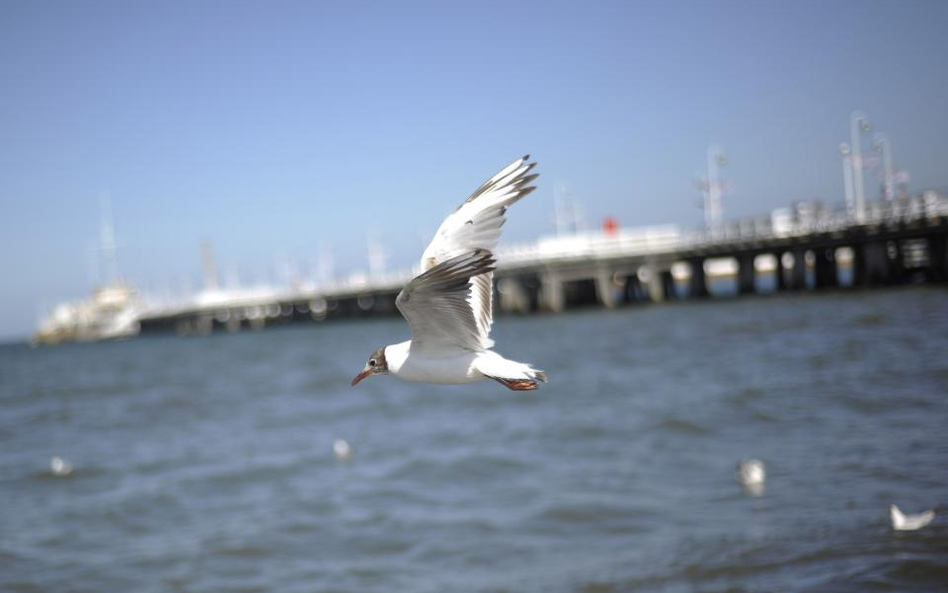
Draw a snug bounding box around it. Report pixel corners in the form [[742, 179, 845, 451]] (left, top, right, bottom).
[[736, 459, 766, 496], [890, 504, 935, 531], [333, 438, 353, 461], [351, 155, 547, 391], [50, 456, 73, 476]]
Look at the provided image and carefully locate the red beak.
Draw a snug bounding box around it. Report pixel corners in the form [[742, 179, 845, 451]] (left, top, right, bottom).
[[351, 370, 371, 386]]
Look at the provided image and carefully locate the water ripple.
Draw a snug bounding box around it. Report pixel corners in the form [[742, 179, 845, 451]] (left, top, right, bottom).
[[2, 288, 947, 592]]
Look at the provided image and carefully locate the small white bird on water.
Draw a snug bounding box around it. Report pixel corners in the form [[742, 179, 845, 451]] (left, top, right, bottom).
[[333, 438, 353, 461], [351, 155, 547, 391], [736, 459, 766, 495], [50, 456, 73, 476], [890, 504, 935, 531]]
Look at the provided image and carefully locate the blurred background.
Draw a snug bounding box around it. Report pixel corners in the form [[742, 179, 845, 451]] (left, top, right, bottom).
[[1, 1, 947, 592]]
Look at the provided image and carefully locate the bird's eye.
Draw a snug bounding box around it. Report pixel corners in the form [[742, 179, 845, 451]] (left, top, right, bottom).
[[369, 359, 377, 367]]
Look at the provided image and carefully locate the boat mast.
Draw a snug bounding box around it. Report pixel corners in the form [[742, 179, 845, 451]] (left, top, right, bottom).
[[99, 196, 120, 285]]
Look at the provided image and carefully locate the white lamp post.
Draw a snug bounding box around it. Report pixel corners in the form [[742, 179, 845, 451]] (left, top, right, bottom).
[[839, 143, 855, 219], [849, 110, 871, 222], [873, 133, 894, 201], [705, 145, 727, 237]]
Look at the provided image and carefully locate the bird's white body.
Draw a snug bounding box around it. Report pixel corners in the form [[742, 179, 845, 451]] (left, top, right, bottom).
[[383, 341, 477, 384], [890, 504, 935, 531], [384, 341, 540, 385]]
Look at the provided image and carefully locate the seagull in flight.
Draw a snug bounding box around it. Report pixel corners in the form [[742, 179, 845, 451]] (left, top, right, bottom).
[[351, 155, 547, 391]]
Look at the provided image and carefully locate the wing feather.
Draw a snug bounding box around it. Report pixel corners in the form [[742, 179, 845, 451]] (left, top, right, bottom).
[[396, 249, 496, 353], [418, 156, 538, 348]]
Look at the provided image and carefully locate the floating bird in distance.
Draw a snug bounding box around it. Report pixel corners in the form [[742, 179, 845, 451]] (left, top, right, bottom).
[[736, 459, 766, 496], [352, 155, 547, 391], [890, 504, 935, 531], [333, 438, 353, 461], [50, 456, 73, 476]]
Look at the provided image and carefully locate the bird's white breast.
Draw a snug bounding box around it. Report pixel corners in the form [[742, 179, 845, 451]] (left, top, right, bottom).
[[387, 341, 481, 384]]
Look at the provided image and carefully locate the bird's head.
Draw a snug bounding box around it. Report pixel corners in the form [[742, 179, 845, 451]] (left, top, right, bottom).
[[351, 346, 389, 386]]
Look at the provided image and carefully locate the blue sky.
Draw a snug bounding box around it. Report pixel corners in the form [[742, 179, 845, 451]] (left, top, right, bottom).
[[1, 0, 947, 340]]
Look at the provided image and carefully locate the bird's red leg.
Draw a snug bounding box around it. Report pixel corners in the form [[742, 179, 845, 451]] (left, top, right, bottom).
[[488, 376, 539, 391]]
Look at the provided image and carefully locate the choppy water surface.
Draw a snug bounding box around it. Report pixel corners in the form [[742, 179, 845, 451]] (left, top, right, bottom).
[[2, 287, 947, 592]]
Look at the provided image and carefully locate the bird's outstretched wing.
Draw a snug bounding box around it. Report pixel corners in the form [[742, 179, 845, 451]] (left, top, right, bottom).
[[419, 155, 538, 348], [396, 249, 496, 353]]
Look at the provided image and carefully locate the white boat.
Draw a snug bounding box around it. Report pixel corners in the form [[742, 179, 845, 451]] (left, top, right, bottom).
[[33, 283, 142, 345], [33, 200, 143, 345]]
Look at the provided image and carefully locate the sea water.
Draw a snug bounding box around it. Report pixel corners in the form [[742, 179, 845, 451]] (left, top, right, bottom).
[[2, 287, 947, 592]]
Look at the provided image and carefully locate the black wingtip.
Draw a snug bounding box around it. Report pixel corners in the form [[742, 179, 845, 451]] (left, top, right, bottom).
[[471, 248, 497, 272], [451, 248, 496, 276]]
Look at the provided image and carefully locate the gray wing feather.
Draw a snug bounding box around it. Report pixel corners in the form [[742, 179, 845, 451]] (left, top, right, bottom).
[[470, 273, 494, 348], [418, 156, 539, 349], [396, 249, 496, 353]]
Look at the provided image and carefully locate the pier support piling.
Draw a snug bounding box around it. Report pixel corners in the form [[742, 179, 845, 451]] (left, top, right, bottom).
[[497, 277, 530, 314], [539, 272, 565, 312], [790, 249, 807, 290], [643, 266, 667, 303], [688, 259, 708, 298], [738, 254, 756, 294], [860, 242, 886, 286], [661, 270, 675, 300], [774, 253, 786, 291], [624, 274, 645, 303], [885, 241, 904, 285], [851, 244, 866, 287], [815, 248, 837, 288], [595, 269, 620, 309], [928, 234, 948, 282]]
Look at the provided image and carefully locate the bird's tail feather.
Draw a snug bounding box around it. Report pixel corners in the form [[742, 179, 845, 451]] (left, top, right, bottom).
[[475, 351, 547, 391]]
